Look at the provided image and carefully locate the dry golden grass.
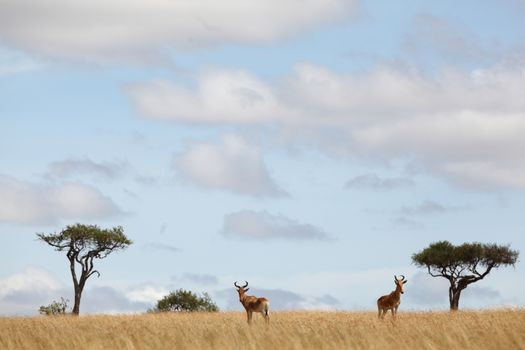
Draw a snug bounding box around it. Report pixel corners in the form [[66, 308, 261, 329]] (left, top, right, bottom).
[[1, 310, 524, 350]]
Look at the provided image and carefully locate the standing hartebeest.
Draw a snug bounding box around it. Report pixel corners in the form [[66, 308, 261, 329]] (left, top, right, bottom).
[[377, 275, 407, 319], [234, 281, 270, 324]]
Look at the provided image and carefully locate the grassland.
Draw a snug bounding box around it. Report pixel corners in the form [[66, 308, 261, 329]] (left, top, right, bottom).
[[1, 310, 524, 350]]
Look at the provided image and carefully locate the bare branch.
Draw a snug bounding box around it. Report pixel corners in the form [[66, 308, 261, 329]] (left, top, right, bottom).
[[87, 270, 100, 279]]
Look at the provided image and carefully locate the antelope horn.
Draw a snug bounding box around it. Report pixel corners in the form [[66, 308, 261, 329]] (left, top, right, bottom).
[[394, 275, 398, 281], [400, 275, 405, 281], [234, 281, 240, 288], [242, 280, 249, 288]]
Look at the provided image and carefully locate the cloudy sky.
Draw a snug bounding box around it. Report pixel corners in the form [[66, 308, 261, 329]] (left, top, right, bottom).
[[1, 0, 525, 315]]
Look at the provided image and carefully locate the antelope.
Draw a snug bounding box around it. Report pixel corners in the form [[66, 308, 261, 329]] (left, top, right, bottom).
[[377, 275, 407, 319], [234, 281, 270, 325]]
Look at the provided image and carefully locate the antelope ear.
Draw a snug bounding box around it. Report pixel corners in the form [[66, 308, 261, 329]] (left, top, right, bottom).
[[244, 288, 250, 292], [403, 280, 408, 284]]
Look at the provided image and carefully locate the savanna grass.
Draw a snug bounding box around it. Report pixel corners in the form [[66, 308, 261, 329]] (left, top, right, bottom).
[[0, 310, 524, 350]]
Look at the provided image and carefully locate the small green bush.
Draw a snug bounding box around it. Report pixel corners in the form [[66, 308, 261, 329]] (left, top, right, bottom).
[[39, 297, 69, 316], [151, 289, 219, 312]]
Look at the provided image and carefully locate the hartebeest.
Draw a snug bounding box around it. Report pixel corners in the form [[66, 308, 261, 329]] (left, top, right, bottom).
[[234, 281, 270, 324], [377, 275, 407, 319]]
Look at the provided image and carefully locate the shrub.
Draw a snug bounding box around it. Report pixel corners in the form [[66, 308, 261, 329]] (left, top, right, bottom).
[[39, 297, 69, 316], [151, 289, 219, 312]]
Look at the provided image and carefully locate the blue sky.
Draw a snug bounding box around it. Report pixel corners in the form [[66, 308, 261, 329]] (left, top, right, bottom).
[[1, 0, 525, 315]]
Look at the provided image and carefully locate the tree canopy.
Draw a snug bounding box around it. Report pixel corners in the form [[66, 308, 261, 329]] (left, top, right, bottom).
[[412, 241, 518, 310], [151, 289, 219, 313], [37, 224, 131, 256], [37, 223, 132, 315]]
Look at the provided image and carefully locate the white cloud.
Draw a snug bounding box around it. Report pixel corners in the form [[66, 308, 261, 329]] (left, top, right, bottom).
[[0, 266, 62, 300], [124, 72, 294, 124], [130, 63, 525, 190], [0, 0, 358, 63], [47, 158, 129, 180], [222, 210, 329, 241], [174, 134, 286, 197], [0, 174, 121, 225], [125, 285, 168, 305], [0, 266, 64, 315]]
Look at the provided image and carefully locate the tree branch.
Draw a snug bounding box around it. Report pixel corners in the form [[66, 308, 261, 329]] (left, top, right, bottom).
[[87, 270, 100, 279]]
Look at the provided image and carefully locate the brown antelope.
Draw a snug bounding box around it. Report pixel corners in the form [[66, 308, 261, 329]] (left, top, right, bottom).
[[234, 281, 270, 324], [377, 275, 407, 319]]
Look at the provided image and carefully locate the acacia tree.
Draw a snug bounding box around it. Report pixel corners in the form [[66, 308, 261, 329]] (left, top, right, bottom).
[[412, 241, 518, 310], [37, 224, 132, 315]]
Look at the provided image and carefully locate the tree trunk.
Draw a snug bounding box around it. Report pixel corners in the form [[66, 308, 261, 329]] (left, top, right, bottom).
[[69, 257, 85, 316], [72, 286, 82, 315], [449, 287, 462, 311]]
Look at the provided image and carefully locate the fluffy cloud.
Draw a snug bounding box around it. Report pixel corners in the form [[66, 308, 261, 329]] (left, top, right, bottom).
[[174, 135, 286, 197], [125, 72, 294, 124], [130, 63, 525, 190], [0, 175, 121, 225], [0, 266, 63, 315], [0, 0, 358, 62], [222, 210, 329, 241], [345, 174, 414, 190], [125, 285, 168, 305], [0, 267, 62, 299], [130, 63, 525, 124]]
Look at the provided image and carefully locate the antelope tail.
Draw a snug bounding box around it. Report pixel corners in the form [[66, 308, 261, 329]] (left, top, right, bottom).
[[263, 302, 270, 325]]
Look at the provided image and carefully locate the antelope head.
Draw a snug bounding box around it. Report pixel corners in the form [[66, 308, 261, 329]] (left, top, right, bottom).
[[394, 275, 407, 294], [234, 281, 250, 300]]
